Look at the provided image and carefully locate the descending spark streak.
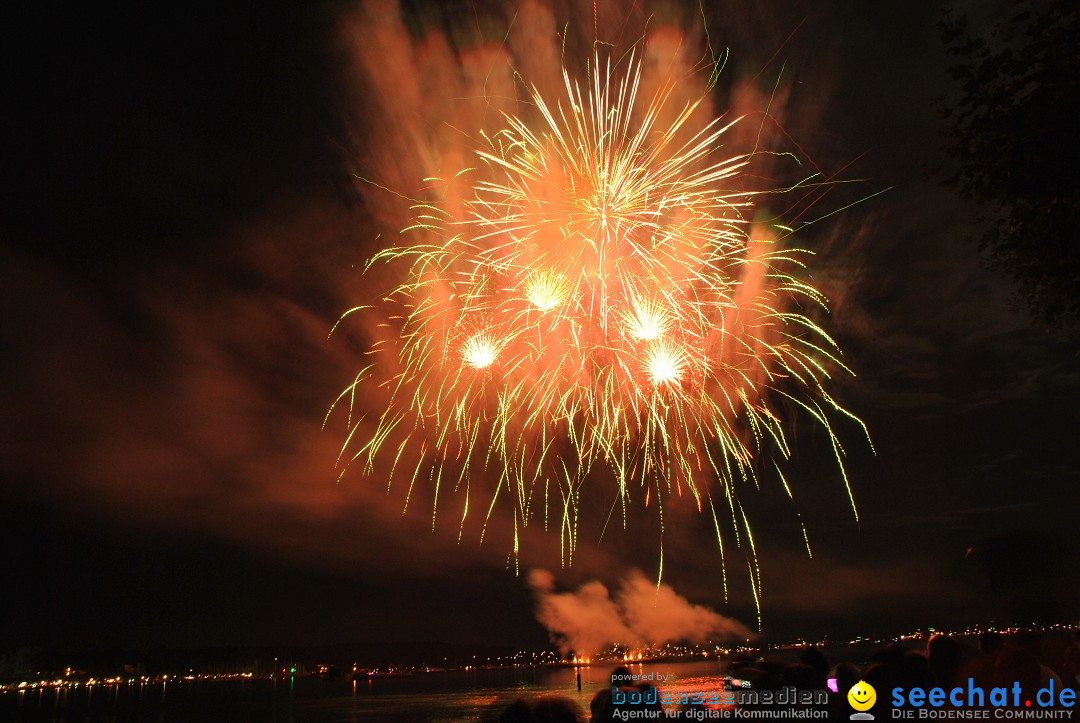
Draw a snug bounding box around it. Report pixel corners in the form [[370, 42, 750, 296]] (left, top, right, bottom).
[[334, 51, 867, 619]]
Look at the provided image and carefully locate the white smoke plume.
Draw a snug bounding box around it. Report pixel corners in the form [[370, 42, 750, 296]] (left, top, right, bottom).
[[528, 569, 751, 655]]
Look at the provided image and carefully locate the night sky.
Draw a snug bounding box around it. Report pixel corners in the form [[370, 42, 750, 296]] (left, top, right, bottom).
[[2, 0, 1077, 662]]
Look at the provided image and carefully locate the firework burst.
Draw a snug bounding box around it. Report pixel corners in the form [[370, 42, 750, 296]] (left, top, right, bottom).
[[333, 52, 868, 619]]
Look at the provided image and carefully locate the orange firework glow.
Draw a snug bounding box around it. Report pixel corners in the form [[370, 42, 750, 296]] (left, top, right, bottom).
[[332, 52, 868, 620]]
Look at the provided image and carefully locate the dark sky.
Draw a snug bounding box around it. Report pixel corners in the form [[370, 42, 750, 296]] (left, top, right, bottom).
[[2, 0, 1077, 662]]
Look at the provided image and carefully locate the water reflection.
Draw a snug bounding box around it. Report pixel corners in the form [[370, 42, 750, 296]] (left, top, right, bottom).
[[0, 660, 732, 721]]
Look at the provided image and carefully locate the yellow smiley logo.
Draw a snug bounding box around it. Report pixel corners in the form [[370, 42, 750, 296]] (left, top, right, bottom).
[[847, 680, 876, 711]]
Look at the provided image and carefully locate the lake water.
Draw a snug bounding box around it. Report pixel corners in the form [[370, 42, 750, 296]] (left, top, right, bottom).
[[0, 660, 734, 721]]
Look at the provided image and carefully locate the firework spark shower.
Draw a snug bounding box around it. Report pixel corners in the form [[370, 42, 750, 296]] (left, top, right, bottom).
[[334, 1, 869, 618]]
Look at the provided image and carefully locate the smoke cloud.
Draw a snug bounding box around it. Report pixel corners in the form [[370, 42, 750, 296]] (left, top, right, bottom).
[[528, 569, 750, 655]]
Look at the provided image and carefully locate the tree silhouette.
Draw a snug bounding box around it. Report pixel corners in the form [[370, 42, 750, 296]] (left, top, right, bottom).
[[939, 1, 1079, 336]]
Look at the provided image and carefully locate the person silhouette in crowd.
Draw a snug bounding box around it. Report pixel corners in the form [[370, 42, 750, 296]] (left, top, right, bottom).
[[498, 695, 585, 723], [800, 646, 829, 689], [927, 633, 964, 688]]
